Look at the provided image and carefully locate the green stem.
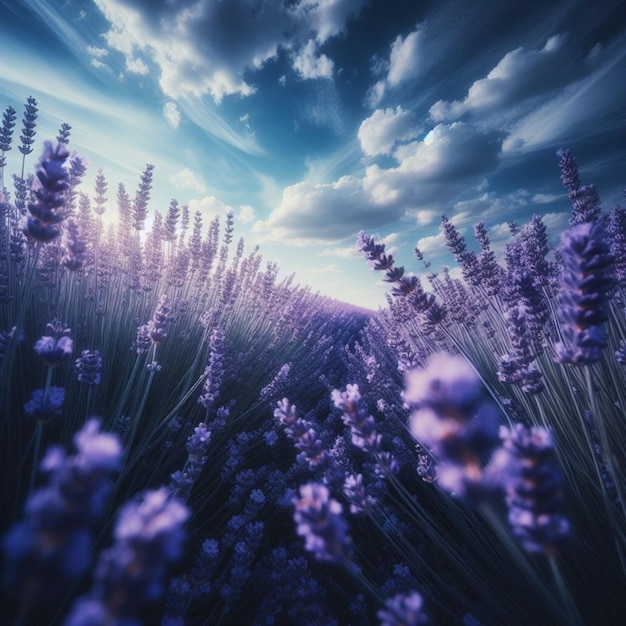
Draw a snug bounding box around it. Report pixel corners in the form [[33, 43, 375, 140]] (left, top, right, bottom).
[[548, 555, 584, 626]]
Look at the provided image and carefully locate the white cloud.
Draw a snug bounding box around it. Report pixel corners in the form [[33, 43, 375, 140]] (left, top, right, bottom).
[[188, 195, 234, 218], [501, 38, 626, 154], [321, 245, 361, 259], [170, 168, 206, 193], [388, 29, 424, 86], [238, 204, 256, 224], [87, 45, 109, 57], [257, 122, 504, 244], [358, 106, 418, 156], [406, 208, 438, 226], [532, 192, 562, 204], [293, 39, 334, 80], [90, 59, 112, 72], [430, 34, 578, 121], [415, 232, 445, 258], [163, 101, 181, 129], [125, 56, 149, 75], [92, 0, 365, 102], [368, 26, 425, 105], [254, 175, 373, 245]]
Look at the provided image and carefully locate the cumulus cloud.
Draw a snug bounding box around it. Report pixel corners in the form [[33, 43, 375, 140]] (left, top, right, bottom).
[[238, 204, 256, 224], [170, 168, 206, 193], [87, 45, 108, 57], [125, 56, 149, 75], [256, 122, 504, 244], [387, 29, 424, 86], [429, 34, 578, 121], [293, 39, 334, 80], [92, 0, 366, 102], [368, 26, 425, 106], [188, 195, 234, 217], [163, 101, 181, 129], [358, 106, 418, 156]]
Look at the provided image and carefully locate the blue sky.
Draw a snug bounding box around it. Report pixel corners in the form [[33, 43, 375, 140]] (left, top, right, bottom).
[[1, 0, 625, 309]]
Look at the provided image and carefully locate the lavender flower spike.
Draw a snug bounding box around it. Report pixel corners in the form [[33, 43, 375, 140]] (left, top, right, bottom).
[[148, 294, 173, 344], [74, 350, 102, 386], [554, 222, 614, 365], [495, 424, 570, 555], [64, 488, 189, 624], [34, 321, 73, 366], [2, 420, 121, 601], [24, 141, 70, 242], [378, 591, 428, 626], [294, 482, 353, 565], [405, 352, 500, 500]]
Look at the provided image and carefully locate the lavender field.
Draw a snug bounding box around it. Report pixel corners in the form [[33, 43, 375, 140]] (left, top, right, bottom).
[[1, 97, 625, 625]]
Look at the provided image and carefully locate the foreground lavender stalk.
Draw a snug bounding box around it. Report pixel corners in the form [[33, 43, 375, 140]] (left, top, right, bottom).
[[554, 222, 613, 365], [495, 424, 570, 555], [64, 488, 189, 625], [405, 352, 500, 500], [23, 141, 69, 242], [2, 420, 122, 607]]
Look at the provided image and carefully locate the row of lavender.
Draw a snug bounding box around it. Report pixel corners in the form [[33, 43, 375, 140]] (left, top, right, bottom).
[[1, 95, 625, 625], [0, 98, 382, 625], [345, 149, 626, 623]]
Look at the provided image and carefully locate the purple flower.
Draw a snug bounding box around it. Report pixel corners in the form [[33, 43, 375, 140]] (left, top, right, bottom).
[[64, 489, 188, 623], [616, 340, 626, 365], [34, 322, 73, 366], [378, 591, 428, 626], [2, 420, 122, 601], [24, 140, 70, 242], [495, 424, 570, 555], [134, 323, 152, 355], [557, 148, 602, 225], [115, 488, 189, 561], [406, 352, 500, 500], [198, 327, 225, 410], [293, 483, 353, 565], [18, 96, 38, 156], [186, 422, 212, 459], [61, 218, 86, 271], [148, 294, 173, 343], [24, 386, 65, 422], [132, 163, 154, 231], [342, 473, 376, 515], [332, 384, 381, 454], [554, 222, 614, 365], [72, 418, 122, 474], [74, 350, 102, 386]]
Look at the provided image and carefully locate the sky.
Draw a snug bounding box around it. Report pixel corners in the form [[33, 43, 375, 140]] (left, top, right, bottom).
[[0, 0, 625, 310]]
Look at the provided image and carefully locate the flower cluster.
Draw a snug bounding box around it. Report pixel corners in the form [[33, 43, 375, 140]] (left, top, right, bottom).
[[74, 349, 102, 386], [34, 320, 73, 366], [2, 420, 122, 601], [494, 424, 570, 554], [23, 141, 70, 242], [405, 352, 500, 500], [554, 222, 614, 365], [198, 326, 225, 410], [293, 482, 353, 565], [64, 488, 189, 624]]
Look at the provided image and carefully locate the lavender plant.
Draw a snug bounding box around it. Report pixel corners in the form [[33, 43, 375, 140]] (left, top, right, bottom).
[[2, 97, 626, 625]]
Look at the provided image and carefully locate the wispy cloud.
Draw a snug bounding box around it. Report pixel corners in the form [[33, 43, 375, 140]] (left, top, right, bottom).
[[163, 102, 181, 129]]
